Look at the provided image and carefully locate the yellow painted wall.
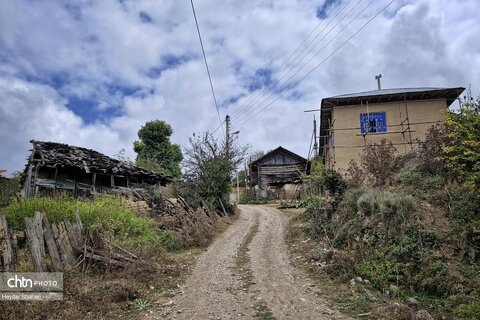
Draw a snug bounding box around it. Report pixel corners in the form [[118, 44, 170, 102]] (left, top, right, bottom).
[[329, 99, 448, 172]]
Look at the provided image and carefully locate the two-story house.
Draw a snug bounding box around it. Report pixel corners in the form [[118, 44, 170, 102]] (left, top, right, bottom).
[[319, 87, 465, 172]]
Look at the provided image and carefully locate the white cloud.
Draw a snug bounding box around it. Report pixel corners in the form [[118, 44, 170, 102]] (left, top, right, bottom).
[[0, 0, 479, 174]]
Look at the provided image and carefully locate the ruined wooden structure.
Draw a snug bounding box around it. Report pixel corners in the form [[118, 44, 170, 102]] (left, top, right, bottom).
[[248, 146, 308, 200], [21, 140, 170, 198], [0, 212, 136, 272]]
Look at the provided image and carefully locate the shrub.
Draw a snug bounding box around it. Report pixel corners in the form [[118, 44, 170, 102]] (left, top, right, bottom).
[[345, 160, 365, 188], [446, 185, 480, 223], [400, 169, 444, 192], [356, 190, 414, 219], [0, 174, 21, 207], [357, 193, 377, 216], [302, 160, 346, 197], [1, 196, 157, 246], [443, 96, 480, 190], [388, 228, 438, 263], [304, 195, 323, 210], [356, 259, 398, 290], [456, 302, 480, 320], [158, 230, 178, 251], [323, 169, 347, 197], [418, 124, 451, 175], [361, 138, 398, 186]]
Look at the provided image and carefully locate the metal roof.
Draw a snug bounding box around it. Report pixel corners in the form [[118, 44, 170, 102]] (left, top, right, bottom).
[[321, 87, 465, 109], [330, 87, 447, 99]]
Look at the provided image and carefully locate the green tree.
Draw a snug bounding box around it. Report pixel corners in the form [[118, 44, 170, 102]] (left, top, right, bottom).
[[133, 120, 183, 178], [443, 95, 480, 189], [182, 132, 248, 207]]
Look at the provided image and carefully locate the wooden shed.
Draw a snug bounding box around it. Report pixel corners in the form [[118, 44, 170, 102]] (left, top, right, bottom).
[[248, 146, 308, 200], [21, 140, 170, 198]]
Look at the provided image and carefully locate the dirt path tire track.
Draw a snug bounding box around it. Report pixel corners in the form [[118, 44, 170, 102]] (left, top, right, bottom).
[[147, 205, 349, 320], [248, 205, 348, 319]]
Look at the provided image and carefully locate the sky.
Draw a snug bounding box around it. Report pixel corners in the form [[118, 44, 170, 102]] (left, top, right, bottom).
[[0, 0, 479, 175]]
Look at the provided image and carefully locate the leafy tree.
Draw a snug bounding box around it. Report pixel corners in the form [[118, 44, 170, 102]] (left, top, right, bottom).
[[443, 94, 480, 189], [0, 171, 21, 207], [182, 132, 248, 207], [133, 120, 183, 178]]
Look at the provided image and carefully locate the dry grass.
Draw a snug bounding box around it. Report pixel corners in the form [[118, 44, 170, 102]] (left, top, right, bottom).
[[1, 211, 235, 320]]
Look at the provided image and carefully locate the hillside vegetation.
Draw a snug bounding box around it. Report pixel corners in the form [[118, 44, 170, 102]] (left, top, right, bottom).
[[292, 98, 480, 319]]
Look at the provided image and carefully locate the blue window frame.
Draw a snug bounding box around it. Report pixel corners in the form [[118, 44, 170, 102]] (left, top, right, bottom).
[[360, 112, 387, 134]]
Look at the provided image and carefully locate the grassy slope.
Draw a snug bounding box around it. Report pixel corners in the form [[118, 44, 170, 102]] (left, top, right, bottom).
[[285, 173, 480, 319]]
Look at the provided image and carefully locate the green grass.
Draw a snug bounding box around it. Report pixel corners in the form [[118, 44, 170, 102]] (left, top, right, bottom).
[[1, 196, 157, 246], [253, 302, 276, 320]]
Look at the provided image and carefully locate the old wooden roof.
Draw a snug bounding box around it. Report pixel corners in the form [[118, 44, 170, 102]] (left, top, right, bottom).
[[24, 140, 170, 184], [249, 146, 307, 167]]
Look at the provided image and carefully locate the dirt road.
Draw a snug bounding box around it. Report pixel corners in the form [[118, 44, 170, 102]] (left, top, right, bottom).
[[149, 205, 348, 320]]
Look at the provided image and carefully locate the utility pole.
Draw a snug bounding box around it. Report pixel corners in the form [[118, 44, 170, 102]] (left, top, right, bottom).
[[225, 115, 231, 156], [305, 109, 321, 159], [313, 115, 318, 158], [375, 74, 382, 90], [236, 171, 240, 202]]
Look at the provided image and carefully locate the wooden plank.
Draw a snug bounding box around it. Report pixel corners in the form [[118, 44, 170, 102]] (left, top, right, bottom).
[[217, 198, 227, 216], [0, 214, 13, 271], [25, 213, 47, 272], [53, 167, 58, 195], [53, 222, 76, 269], [25, 164, 33, 197], [33, 164, 40, 197], [40, 212, 63, 271], [64, 220, 80, 251]]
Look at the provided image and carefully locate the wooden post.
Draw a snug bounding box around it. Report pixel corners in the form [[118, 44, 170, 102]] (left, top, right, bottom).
[[33, 163, 40, 197], [25, 213, 47, 272], [73, 172, 78, 198], [53, 223, 76, 269], [25, 164, 33, 197], [53, 167, 58, 195], [0, 214, 13, 271], [40, 212, 63, 271], [92, 172, 96, 193]]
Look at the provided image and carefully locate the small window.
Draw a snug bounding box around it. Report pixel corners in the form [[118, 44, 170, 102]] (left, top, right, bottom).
[[360, 112, 386, 134]]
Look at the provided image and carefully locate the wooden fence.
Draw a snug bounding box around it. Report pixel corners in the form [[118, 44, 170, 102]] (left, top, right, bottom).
[[0, 212, 136, 272]]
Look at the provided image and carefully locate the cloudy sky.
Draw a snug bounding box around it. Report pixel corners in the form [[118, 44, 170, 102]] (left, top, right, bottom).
[[0, 0, 479, 174]]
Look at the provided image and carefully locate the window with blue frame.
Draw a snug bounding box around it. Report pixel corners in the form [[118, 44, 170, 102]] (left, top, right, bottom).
[[360, 112, 387, 134]]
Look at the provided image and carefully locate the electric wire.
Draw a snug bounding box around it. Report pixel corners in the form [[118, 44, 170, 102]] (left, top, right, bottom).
[[190, 0, 224, 135], [233, 0, 374, 126], [228, 0, 357, 120], [232, 0, 397, 130]]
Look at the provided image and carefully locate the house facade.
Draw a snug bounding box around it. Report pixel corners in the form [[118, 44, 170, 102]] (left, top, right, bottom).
[[248, 146, 308, 200], [319, 87, 465, 172]]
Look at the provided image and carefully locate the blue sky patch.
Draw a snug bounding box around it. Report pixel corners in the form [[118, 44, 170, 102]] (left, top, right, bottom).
[[147, 54, 192, 78], [316, 0, 341, 20], [64, 3, 82, 21], [248, 68, 275, 92], [139, 11, 152, 23]]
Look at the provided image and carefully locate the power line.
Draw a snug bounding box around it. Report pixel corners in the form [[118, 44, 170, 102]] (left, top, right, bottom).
[[230, 0, 360, 122], [228, 0, 357, 121], [233, 0, 397, 129], [210, 0, 358, 136], [233, 0, 373, 126], [190, 0, 224, 135]]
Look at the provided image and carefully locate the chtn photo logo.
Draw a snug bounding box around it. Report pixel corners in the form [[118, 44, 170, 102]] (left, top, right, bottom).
[[7, 275, 33, 288]]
